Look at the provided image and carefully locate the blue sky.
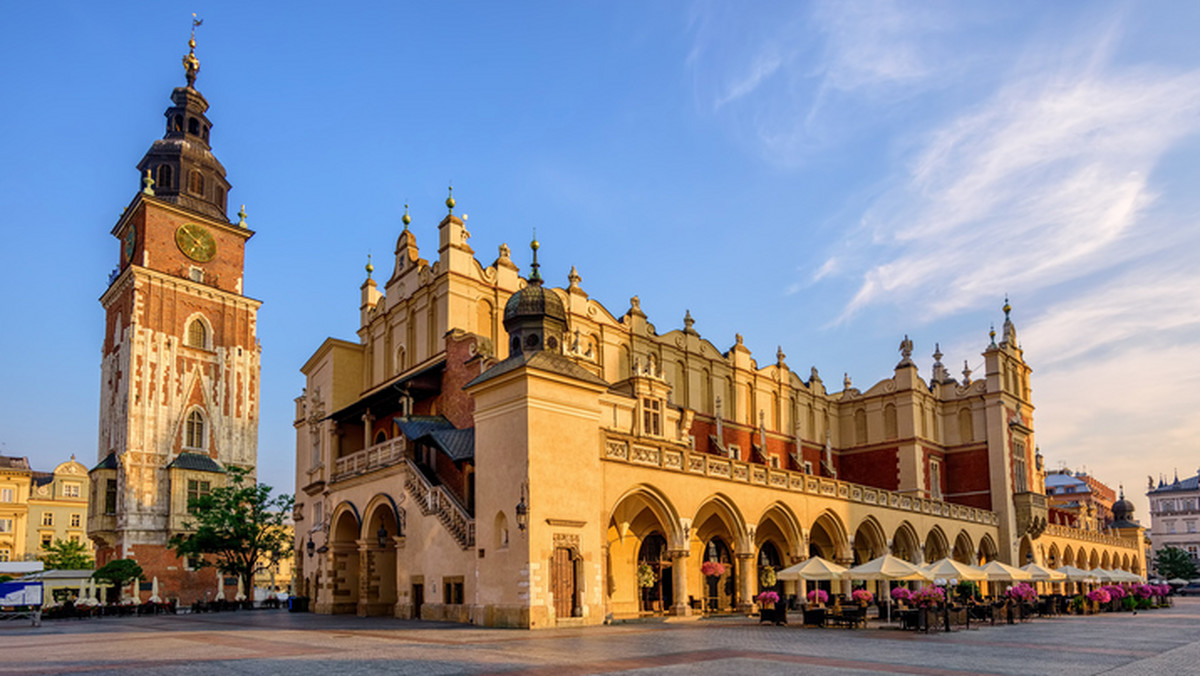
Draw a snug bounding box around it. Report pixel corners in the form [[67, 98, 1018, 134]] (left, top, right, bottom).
[[1, 2, 1197, 519]]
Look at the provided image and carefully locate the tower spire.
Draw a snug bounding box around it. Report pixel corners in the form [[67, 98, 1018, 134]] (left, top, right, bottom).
[[528, 231, 542, 285], [184, 14, 203, 88]]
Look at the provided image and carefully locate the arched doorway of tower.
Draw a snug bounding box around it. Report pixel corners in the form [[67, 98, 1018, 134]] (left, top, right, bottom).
[[702, 537, 735, 612], [329, 504, 361, 614], [361, 495, 401, 617], [605, 486, 683, 618], [636, 533, 672, 614]]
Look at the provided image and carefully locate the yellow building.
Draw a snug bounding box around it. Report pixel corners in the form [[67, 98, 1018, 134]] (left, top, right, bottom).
[[0, 457, 33, 563], [253, 522, 295, 597], [27, 458, 91, 557], [0, 456, 91, 563], [293, 200, 1145, 629]]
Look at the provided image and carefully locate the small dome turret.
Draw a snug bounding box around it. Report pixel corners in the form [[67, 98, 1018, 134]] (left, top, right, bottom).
[[502, 237, 567, 357]]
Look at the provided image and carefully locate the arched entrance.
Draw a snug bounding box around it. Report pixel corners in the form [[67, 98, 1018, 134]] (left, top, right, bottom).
[[891, 523, 921, 563], [329, 506, 361, 614], [757, 541, 783, 594], [637, 533, 673, 613], [924, 527, 949, 563], [703, 537, 735, 612], [952, 531, 974, 564], [361, 496, 400, 617], [605, 486, 683, 618], [852, 518, 887, 565], [977, 534, 999, 565]]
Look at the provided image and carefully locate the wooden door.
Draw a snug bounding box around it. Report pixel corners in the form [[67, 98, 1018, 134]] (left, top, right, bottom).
[[551, 547, 576, 618], [412, 583, 424, 619]]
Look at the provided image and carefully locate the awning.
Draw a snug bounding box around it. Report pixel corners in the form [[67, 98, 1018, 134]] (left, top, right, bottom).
[[423, 428, 475, 462]]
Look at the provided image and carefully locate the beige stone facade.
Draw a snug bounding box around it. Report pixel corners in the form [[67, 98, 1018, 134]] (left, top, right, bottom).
[[293, 206, 1145, 628], [0, 456, 92, 563]]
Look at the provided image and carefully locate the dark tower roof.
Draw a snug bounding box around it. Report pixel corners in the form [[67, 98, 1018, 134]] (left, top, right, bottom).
[[1111, 486, 1140, 529], [503, 238, 566, 325], [134, 32, 231, 222]]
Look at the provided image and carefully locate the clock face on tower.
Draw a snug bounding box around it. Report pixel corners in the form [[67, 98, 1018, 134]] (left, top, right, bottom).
[[123, 226, 137, 263], [175, 223, 217, 262]]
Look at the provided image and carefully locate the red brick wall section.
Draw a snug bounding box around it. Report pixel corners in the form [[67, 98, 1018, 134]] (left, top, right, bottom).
[[136, 202, 247, 295], [96, 544, 221, 605], [440, 332, 479, 430], [944, 447, 991, 510], [837, 447, 900, 491]]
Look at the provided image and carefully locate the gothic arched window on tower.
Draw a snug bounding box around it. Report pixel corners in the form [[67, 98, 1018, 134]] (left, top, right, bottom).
[[187, 318, 207, 349], [157, 165, 173, 190], [188, 171, 204, 196], [185, 410, 206, 450], [171, 115, 183, 132], [188, 117, 200, 135]]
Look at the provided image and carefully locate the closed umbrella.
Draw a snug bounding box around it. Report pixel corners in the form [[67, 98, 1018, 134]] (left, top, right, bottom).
[[149, 576, 161, 603]]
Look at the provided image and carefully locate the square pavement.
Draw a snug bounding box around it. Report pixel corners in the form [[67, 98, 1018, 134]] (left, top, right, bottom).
[[3, 599, 1198, 675]]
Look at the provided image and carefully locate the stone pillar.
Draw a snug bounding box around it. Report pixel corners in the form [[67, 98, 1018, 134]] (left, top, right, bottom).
[[837, 558, 854, 596], [737, 553, 755, 613], [356, 539, 371, 617], [670, 549, 691, 616], [362, 412, 375, 449]]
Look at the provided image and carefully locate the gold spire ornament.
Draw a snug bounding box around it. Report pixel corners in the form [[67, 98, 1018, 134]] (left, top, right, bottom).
[[365, 254, 374, 279], [238, 205, 248, 228], [445, 185, 455, 213], [183, 14, 203, 87], [402, 203, 411, 229], [142, 169, 156, 196]]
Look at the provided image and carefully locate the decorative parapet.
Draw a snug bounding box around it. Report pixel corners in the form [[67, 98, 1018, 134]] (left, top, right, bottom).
[[602, 435, 998, 526], [1045, 523, 1138, 548], [331, 437, 406, 482]]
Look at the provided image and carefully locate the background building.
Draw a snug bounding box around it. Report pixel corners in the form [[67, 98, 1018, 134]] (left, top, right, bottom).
[[1045, 468, 1118, 531], [1147, 471, 1200, 573], [0, 456, 92, 563], [293, 205, 1145, 627], [87, 35, 261, 604], [0, 457, 32, 562]]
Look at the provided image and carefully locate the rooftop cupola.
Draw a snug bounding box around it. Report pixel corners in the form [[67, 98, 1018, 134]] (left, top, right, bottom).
[[134, 17, 232, 222], [503, 236, 567, 358]]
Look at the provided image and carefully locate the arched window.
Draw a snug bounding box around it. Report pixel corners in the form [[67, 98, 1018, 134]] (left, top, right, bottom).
[[188, 171, 204, 196], [187, 318, 207, 348], [883, 403, 898, 440], [373, 430, 387, 445], [854, 408, 867, 445], [185, 410, 206, 449], [958, 408, 974, 443], [188, 117, 200, 135], [157, 164, 173, 190], [171, 115, 183, 132]]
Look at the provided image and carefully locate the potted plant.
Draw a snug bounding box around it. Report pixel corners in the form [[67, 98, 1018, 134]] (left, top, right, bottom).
[[851, 589, 874, 607], [890, 586, 913, 608], [806, 589, 829, 607], [759, 565, 777, 589]]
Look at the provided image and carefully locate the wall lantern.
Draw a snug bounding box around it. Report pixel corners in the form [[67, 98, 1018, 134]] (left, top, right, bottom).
[[515, 482, 529, 532], [306, 536, 315, 558], [377, 524, 389, 549]]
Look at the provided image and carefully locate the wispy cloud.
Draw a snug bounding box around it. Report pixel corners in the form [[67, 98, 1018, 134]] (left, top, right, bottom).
[[836, 50, 1200, 322]]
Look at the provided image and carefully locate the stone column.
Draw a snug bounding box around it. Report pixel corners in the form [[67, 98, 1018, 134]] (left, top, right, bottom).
[[837, 557, 854, 596], [670, 549, 691, 616], [362, 412, 375, 449], [356, 539, 372, 617], [737, 553, 755, 613]]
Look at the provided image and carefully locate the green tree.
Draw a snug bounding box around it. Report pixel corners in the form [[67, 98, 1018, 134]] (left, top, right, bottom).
[[168, 467, 294, 606], [92, 558, 144, 600], [39, 539, 94, 570], [1155, 546, 1198, 580]]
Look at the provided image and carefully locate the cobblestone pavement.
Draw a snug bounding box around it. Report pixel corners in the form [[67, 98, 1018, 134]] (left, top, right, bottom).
[[4, 599, 1199, 675]]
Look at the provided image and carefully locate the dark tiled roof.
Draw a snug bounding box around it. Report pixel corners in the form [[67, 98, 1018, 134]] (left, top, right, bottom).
[[0, 455, 31, 470], [394, 416, 456, 440], [466, 350, 609, 389], [1149, 474, 1200, 494], [167, 453, 225, 473], [423, 428, 475, 462], [92, 452, 119, 471], [31, 472, 53, 487]]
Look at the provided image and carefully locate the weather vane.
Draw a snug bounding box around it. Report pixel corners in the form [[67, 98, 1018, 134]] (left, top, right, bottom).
[[183, 13, 203, 87]]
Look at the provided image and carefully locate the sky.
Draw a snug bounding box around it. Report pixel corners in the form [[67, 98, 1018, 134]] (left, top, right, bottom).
[[1, 1, 1197, 521]]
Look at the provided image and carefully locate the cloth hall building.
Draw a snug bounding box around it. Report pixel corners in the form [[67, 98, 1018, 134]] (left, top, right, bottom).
[[293, 198, 1145, 628]]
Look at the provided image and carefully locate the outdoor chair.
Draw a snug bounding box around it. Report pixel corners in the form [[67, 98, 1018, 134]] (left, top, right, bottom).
[[802, 606, 827, 627]]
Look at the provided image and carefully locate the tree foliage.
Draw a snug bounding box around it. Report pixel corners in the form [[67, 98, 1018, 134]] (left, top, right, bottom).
[[92, 558, 143, 586], [39, 538, 94, 570], [168, 467, 294, 604], [1154, 545, 1198, 580]]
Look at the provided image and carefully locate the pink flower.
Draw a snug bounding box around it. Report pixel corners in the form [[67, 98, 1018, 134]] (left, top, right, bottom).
[[1087, 589, 1111, 604], [890, 587, 913, 602], [806, 589, 829, 604], [755, 591, 779, 605], [852, 589, 874, 603], [700, 561, 727, 577]]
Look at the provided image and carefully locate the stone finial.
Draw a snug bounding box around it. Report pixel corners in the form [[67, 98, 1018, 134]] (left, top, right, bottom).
[[629, 295, 642, 315], [988, 324, 997, 348], [735, 333, 744, 346], [683, 309, 695, 333], [237, 205, 248, 228], [498, 242, 511, 261], [142, 170, 155, 196], [962, 360, 972, 385], [933, 343, 943, 363], [567, 265, 581, 290], [776, 345, 786, 365], [843, 373, 852, 390], [900, 334, 913, 359], [810, 366, 821, 383]]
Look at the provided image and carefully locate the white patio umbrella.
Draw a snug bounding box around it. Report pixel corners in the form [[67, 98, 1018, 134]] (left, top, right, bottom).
[[978, 560, 1033, 581], [776, 556, 848, 581], [1054, 565, 1094, 581], [844, 554, 933, 622], [215, 574, 226, 601], [1111, 569, 1142, 583], [1087, 568, 1117, 583], [149, 576, 161, 603], [1168, 577, 1189, 586], [923, 558, 987, 582], [1020, 562, 1066, 581], [235, 576, 246, 602]]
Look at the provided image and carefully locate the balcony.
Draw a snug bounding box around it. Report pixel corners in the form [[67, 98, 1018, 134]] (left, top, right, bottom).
[[1013, 491, 1048, 538], [332, 437, 406, 483]]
